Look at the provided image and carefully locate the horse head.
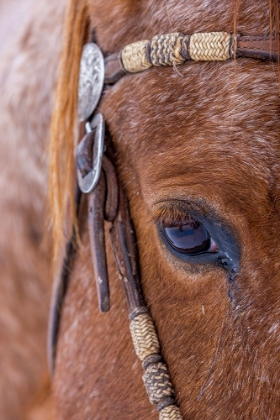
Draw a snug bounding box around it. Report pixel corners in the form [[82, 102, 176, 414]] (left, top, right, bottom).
[[49, 0, 280, 418]]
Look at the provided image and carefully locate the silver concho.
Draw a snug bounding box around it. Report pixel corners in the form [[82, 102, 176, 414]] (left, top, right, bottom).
[[78, 43, 105, 121]]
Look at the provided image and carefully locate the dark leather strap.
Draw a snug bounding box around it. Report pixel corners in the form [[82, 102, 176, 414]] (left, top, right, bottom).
[[88, 170, 110, 312], [236, 35, 279, 60], [110, 190, 146, 315], [105, 53, 126, 84], [87, 153, 119, 312], [48, 185, 81, 373]]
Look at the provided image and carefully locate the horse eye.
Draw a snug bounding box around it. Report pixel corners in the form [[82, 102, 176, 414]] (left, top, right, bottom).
[[162, 218, 218, 255]]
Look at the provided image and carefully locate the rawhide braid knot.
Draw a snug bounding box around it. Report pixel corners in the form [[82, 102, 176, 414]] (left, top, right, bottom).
[[130, 311, 183, 419], [143, 362, 174, 404], [130, 312, 160, 360], [122, 40, 152, 73], [159, 405, 183, 420], [189, 32, 231, 61], [149, 33, 188, 66]]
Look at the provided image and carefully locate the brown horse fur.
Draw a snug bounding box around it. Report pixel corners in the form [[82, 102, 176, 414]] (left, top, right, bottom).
[[0, 0, 67, 418], [48, 0, 280, 419]]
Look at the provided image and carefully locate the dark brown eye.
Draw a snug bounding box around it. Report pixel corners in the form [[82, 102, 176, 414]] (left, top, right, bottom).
[[162, 219, 218, 255]]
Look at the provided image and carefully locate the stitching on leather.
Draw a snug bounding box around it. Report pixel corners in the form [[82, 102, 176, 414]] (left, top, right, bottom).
[[239, 46, 277, 52]]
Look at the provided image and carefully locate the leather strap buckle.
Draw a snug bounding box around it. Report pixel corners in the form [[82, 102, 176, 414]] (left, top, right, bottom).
[[76, 112, 105, 194]]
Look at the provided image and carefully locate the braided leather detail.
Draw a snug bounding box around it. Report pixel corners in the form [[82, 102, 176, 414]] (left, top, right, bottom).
[[143, 362, 174, 404], [119, 32, 232, 74], [121, 40, 152, 73], [129, 311, 183, 417], [130, 313, 160, 361], [159, 405, 183, 420], [189, 32, 231, 61], [148, 33, 186, 66]]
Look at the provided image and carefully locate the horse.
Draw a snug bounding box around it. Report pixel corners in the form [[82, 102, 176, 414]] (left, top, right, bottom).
[[1, 0, 280, 418], [47, 0, 280, 418]]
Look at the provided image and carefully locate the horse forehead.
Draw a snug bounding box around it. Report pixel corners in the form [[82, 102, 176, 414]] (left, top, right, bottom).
[[103, 62, 280, 199], [104, 59, 279, 137], [88, 0, 271, 52]]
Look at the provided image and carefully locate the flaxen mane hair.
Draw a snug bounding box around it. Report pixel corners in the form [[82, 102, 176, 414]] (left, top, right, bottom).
[[49, 0, 280, 261], [49, 0, 89, 260]]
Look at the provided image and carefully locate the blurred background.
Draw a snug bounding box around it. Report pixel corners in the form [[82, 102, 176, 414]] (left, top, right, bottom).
[[0, 1, 66, 418]]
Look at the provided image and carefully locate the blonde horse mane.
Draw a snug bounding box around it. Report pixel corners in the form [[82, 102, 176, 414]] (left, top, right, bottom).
[[49, 0, 89, 262]]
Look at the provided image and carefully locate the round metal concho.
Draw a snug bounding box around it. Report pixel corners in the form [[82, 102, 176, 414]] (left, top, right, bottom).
[[78, 43, 105, 121]]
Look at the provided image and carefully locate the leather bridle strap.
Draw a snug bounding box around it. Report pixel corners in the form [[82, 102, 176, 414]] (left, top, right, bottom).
[[48, 128, 183, 419], [48, 184, 81, 372], [105, 33, 280, 84], [110, 191, 182, 419]]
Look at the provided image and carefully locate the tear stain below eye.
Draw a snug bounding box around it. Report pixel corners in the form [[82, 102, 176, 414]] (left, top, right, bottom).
[[218, 256, 238, 279], [216, 253, 239, 303]]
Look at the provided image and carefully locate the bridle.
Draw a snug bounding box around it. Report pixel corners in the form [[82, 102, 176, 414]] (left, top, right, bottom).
[[48, 31, 279, 419]]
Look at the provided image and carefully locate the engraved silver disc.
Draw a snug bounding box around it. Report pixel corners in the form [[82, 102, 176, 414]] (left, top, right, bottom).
[[78, 43, 105, 121]]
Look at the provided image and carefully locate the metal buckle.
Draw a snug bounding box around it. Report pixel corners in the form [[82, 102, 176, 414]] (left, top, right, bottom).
[[77, 113, 105, 194]]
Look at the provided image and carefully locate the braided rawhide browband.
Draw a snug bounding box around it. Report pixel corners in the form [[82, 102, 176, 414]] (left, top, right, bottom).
[[123, 32, 231, 70], [105, 32, 279, 83]]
